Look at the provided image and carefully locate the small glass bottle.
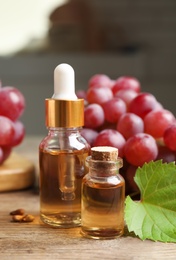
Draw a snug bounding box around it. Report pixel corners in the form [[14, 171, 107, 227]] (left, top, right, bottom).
[[39, 64, 90, 228], [81, 146, 125, 239]]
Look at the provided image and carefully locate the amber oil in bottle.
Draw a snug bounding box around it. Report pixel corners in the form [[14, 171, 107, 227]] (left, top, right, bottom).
[[81, 146, 125, 239], [39, 128, 90, 227]]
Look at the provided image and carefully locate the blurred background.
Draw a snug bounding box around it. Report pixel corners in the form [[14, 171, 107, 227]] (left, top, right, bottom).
[[0, 0, 176, 135]]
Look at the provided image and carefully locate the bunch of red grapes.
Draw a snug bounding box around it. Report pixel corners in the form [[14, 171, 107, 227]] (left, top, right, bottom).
[[0, 81, 25, 165], [77, 75, 176, 194]]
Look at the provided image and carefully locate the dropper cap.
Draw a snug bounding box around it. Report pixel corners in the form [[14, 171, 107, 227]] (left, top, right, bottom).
[[45, 63, 84, 128], [53, 63, 77, 100]]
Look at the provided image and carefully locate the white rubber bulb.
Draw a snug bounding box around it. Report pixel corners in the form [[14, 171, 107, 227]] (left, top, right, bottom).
[[52, 63, 78, 100]]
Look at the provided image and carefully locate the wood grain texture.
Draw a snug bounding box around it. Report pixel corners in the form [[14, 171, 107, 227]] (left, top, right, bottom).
[[1, 190, 176, 260], [0, 136, 176, 260], [0, 153, 35, 192]]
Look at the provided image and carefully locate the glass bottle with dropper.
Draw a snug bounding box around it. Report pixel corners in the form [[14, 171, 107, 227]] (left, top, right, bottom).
[[81, 146, 125, 239], [39, 63, 90, 228]]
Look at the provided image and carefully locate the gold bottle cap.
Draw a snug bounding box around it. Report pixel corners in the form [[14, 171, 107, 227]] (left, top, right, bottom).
[[45, 98, 84, 128]]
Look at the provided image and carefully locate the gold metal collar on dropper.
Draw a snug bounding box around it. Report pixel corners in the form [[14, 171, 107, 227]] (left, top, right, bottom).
[[45, 98, 84, 128], [45, 63, 84, 128]]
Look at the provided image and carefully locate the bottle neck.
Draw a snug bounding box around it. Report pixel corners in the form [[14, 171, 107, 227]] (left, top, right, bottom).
[[43, 126, 89, 151], [48, 127, 82, 134], [86, 156, 123, 177]]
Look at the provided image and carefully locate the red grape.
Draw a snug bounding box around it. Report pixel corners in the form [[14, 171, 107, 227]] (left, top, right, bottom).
[[144, 109, 175, 138], [86, 87, 113, 105], [117, 113, 144, 139], [93, 129, 126, 157], [164, 124, 176, 151], [112, 76, 141, 95], [88, 74, 113, 89], [102, 97, 127, 123], [0, 82, 26, 165], [124, 133, 158, 166], [81, 128, 99, 146], [0, 116, 15, 146], [0, 87, 25, 121], [84, 103, 105, 129], [129, 92, 162, 119], [115, 89, 138, 108], [11, 121, 25, 146]]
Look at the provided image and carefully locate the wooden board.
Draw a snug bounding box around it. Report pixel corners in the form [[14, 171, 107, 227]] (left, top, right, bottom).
[[0, 152, 35, 192]]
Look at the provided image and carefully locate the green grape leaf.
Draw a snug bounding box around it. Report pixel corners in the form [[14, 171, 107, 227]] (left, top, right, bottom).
[[125, 160, 176, 242]]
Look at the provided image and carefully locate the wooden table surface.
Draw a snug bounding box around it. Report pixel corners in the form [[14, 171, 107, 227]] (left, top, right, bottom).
[[1, 136, 176, 260]]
